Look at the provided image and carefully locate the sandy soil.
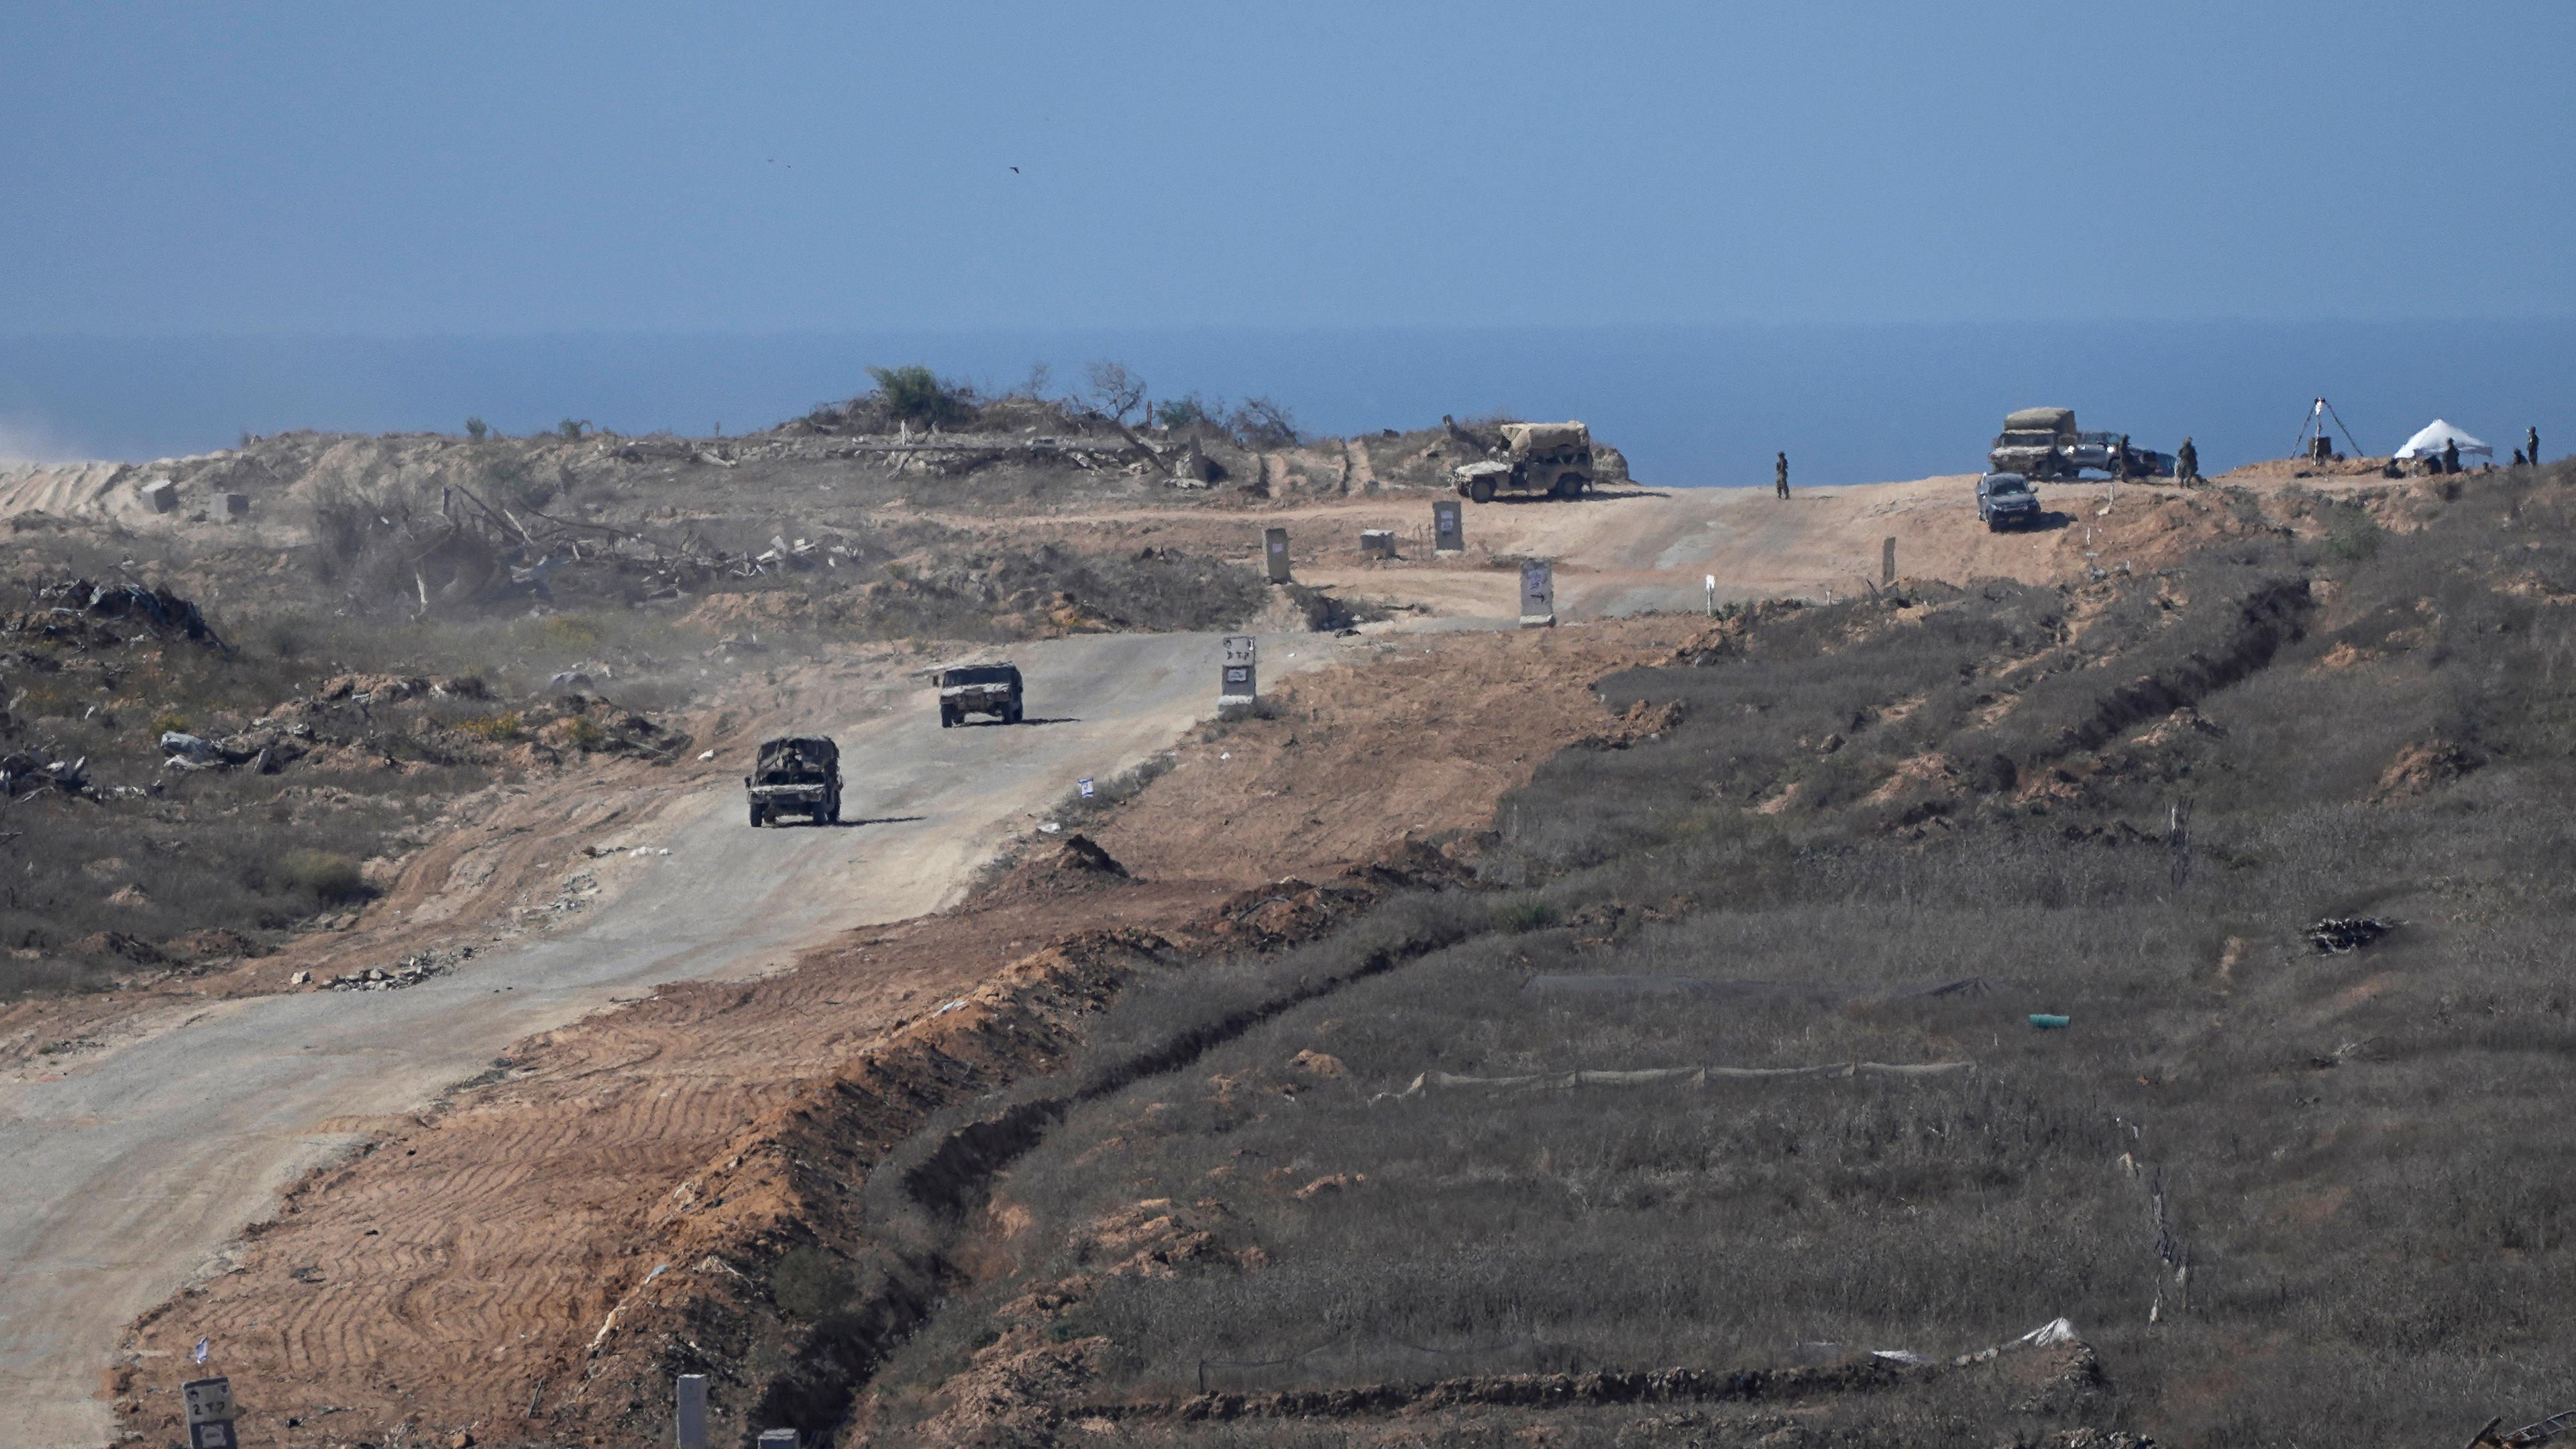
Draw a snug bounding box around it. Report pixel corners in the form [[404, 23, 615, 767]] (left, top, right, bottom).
[[914, 474, 2259, 622], [103, 618, 1691, 1448], [15, 467, 2300, 1445], [0, 627, 1356, 1446]]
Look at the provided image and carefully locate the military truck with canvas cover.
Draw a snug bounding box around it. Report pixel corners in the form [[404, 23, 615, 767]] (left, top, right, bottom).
[[747, 736, 840, 826], [1454, 421, 1594, 502], [938, 662, 1024, 727], [1988, 407, 2171, 480]]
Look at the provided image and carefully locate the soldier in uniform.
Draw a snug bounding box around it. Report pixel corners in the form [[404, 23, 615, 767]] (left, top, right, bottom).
[[2112, 434, 2132, 482], [2442, 436, 2461, 475], [2530, 425, 2542, 467], [2176, 437, 2199, 486], [1774, 451, 1790, 499]]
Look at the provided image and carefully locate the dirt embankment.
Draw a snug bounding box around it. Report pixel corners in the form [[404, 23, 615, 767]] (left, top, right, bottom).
[[110, 617, 1691, 1448]]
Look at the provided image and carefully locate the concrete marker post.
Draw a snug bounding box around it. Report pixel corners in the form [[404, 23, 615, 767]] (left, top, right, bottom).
[[1264, 526, 1292, 584], [1219, 635, 1258, 707], [676, 1373, 710, 1449], [1432, 499, 1464, 555], [1519, 561, 1556, 629], [1705, 573, 1717, 616], [182, 1376, 239, 1449], [1882, 536, 1896, 586], [1360, 529, 1396, 559]]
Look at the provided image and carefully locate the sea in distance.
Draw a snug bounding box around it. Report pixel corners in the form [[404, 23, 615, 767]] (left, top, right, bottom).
[[3, 322, 2569, 486]]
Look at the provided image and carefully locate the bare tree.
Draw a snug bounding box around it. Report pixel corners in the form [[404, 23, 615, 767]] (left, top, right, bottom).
[[1084, 361, 1149, 425], [1228, 395, 1299, 449]]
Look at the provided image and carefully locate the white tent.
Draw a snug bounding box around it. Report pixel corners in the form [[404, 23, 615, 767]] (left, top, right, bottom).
[[2396, 419, 2492, 460]]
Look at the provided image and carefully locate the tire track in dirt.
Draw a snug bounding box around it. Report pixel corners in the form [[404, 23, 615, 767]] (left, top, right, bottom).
[[108, 619, 1693, 1447], [2, 628, 1352, 1447]]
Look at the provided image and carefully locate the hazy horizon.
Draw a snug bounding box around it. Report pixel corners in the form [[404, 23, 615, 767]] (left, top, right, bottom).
[[4, 321, 2567, 487]]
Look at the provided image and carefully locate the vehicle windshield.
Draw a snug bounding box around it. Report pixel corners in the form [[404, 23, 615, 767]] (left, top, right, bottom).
[[944, 665, 1016, 686], [1986, 475, 2031, 494]]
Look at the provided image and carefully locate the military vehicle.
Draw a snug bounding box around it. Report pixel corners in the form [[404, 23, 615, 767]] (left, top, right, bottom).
[[746, 736, 840, 826], [1453, 421, 1593, 503], [938, 662, 1024, 727], [1976, 472, 2043, 530], [1988, 408, 2171, 480]]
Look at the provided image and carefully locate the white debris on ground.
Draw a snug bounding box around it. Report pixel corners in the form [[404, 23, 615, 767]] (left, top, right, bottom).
[[318, 944, 478, 992]]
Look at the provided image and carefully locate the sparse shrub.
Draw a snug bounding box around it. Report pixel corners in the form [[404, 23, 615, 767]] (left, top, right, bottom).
[[454, 711, 525, 742], [278, 849, 366, 904], [770, 1244, 853, 1320], [2326, 506, 2387, 561], [464, 417, 488, 441], [540, 616, 602, 651], [866, 365, 978, 429], [1491, 896, 1561, 932], [148, 710, 189, 738], [1155, 394, 1214, 430], [557, 418, 590, 442], [563, 716, 607, 751]]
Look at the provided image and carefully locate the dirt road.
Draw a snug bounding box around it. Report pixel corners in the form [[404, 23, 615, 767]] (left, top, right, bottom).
[[5, 472, 2242, 1444], [920, 474, 2182, 621], [0, 627, 1334, 1447]]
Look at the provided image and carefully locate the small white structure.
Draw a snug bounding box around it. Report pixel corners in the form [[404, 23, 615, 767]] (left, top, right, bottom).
[[2395, 419, 2491, 462]]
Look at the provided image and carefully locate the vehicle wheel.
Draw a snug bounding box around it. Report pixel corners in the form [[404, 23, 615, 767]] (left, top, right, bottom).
[[826, 794, 841, 824], [1010, 701, 1024, 724], [939, 706, 954, 729], [1468, 478, 1495, 504], [749, 802, 764, 828]]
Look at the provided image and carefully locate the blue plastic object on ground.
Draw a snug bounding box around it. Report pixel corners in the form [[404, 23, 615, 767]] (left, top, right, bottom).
[[2028, 1014, 2071, 1029]]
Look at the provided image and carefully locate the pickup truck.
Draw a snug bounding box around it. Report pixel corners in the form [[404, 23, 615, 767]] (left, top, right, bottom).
[[938, 663, 1024, 727]]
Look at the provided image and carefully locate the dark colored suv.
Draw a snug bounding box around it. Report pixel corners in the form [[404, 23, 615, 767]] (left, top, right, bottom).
[[1976, 472, 2043, 531]]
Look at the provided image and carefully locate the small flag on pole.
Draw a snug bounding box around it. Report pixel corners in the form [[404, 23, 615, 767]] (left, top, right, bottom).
[[1077, 777, 1095, 800], [193, 1336, 210, 1364]]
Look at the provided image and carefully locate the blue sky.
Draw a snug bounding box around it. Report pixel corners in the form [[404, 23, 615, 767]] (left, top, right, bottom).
[[5, 1, 2571, 335]]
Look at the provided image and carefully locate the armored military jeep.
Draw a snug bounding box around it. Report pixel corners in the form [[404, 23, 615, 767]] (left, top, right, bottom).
[[746, 736, 840, 826], [1453, 421, 1593, 503], [938, 663, 1024, 727]]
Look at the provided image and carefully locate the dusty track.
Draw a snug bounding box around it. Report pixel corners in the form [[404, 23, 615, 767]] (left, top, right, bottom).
[[916, 474, 2227, 620], [0, 628, 1346, 1446], [13, 470, 2272, 1444], [106, 619, 1689, 1448]]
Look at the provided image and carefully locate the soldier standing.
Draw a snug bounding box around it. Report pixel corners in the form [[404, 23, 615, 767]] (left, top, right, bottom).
[[2442, 435, 2461, 475], [2530, 425, 2542, 466], [2176, 437, 2199, 486], [1774, 451, 1790, 499], [2112, 434, 2132, 482]]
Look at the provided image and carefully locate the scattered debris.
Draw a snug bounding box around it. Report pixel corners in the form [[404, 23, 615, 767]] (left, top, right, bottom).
[[1371, 1059, 1975, 1103], [2304, 916, 2394, 954], [322, 945, 476, 991]]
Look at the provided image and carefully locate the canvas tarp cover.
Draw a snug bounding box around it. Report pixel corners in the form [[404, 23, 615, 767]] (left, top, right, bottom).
[[2395, 419, 2492, 459], [1501, 421, 1589, 454], [757, 736, 836, 771], [2003, 407, 2077, 435]]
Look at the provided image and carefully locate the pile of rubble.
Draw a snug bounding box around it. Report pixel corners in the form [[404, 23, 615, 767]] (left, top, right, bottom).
[[311, 945, 477, 991]]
